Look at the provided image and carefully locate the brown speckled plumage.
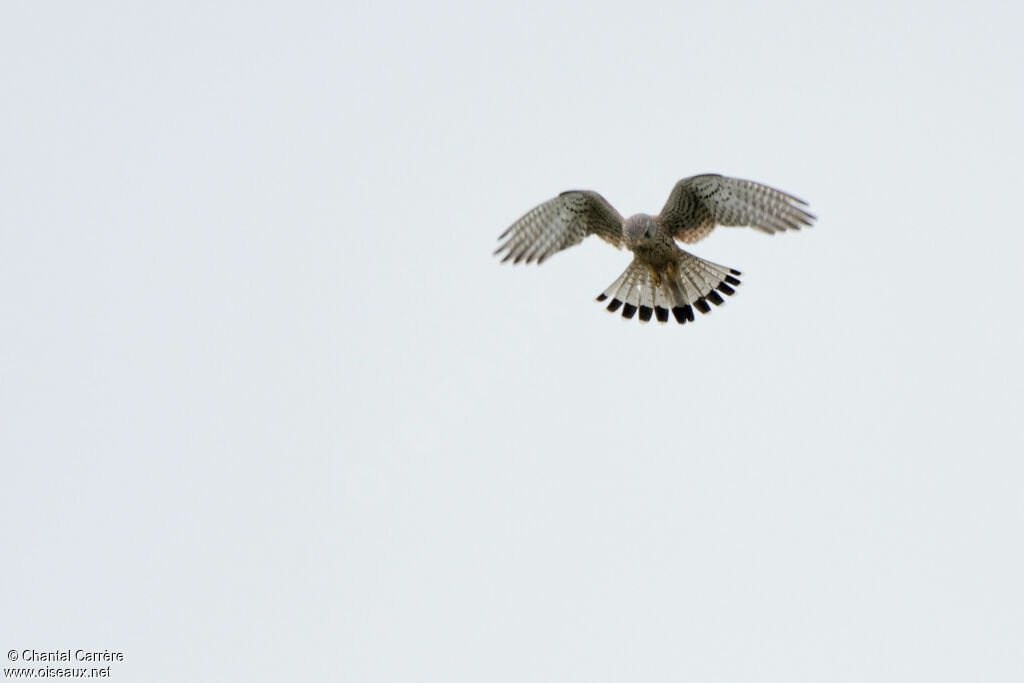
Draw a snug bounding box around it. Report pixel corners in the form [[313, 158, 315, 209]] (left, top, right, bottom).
[[495, 174, 815, 325]]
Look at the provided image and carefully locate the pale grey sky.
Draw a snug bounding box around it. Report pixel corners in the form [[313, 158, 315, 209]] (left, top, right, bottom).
[[2, 1, 1022, 681]]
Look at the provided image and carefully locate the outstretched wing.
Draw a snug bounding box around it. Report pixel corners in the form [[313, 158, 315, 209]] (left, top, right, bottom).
[[658, 174, 816, 244], [495, 190, 625, 264]]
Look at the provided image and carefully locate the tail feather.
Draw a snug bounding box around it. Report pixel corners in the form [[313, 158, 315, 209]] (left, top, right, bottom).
[[596, 252, 742, 326]]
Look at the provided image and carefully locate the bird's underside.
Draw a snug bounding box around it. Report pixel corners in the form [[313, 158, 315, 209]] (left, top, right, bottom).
[[494, 174, 815, 325]]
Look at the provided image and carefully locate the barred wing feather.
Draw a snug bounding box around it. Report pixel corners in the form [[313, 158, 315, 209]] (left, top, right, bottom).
[[659, 174, 816, 243], [495, 190, 625, 264]]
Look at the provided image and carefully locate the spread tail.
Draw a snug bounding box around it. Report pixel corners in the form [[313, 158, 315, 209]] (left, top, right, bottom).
[[595, 253, 741, 325]]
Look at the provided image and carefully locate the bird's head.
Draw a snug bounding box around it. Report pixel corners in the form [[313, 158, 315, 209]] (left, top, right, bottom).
[[624, 214, 658, 247]]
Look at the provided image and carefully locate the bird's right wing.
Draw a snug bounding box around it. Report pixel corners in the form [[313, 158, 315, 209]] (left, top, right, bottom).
[[658, 174, 816, 243], [495, 191, 625, 264]]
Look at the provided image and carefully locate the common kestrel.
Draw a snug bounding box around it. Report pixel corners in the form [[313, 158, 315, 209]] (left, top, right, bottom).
[[495, 174, 815, 324]]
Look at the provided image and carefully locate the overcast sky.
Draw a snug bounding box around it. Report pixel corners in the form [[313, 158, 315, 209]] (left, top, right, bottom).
[[2, 1, 1022, 681]]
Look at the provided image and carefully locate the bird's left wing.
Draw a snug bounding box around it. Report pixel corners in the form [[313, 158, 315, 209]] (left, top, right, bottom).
[[495, 190, 624, 264], [658, 174, 816, 244]]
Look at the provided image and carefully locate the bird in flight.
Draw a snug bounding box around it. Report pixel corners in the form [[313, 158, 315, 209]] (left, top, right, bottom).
[[495, 174, 815, 325]]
